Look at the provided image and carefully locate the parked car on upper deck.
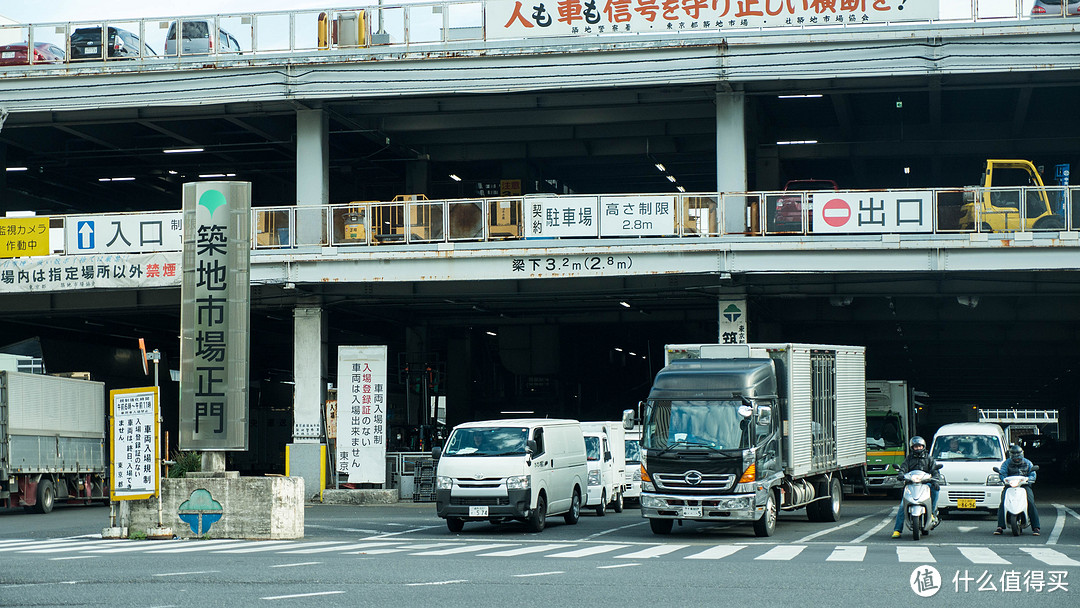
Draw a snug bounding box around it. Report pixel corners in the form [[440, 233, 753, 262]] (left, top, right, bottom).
[[1031, 0, 1080, 16], [165, 20, 242, 56], [771, 178, 839, 232], [70, 27, 156, 61], [0, 42, 66, 66]]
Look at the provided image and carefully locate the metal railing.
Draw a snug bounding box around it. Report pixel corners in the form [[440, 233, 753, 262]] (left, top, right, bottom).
[[0, 1, 1075, 68], [979, 409, 1060, 423]]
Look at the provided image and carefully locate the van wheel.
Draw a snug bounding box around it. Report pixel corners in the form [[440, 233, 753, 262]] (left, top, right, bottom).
[[528, 494, 547, 532], [613, 491, 624, 513], [446, 517, 464, 533], [563, 489, 581, 525], [35, 480, 56, 514], [596, 490, 606, 516], [649, 518, 673, 535]]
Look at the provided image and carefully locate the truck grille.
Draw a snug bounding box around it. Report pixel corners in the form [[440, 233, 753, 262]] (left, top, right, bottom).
[[654, 472, 736, 491]]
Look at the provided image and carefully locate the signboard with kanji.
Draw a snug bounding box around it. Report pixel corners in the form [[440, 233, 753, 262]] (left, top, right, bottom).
[[599, 194, 678, 237], [0, 252, 180, 293], [0, 216, 50, 259], [110, 386, 159, 501], [525, 195, 599, 238], [336, 345, 388, 484], [812, 191, 934, 233], [65, 212, 183, 254], [486, 0, 941, 40], [718, 298, 748, 344], [179, 182, 251, 451]]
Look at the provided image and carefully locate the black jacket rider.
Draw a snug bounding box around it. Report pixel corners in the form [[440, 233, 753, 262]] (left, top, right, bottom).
[[898, 452, 940, 489]]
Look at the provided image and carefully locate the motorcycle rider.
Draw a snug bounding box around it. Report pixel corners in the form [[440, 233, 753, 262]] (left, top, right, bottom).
[[891, 435, 940, 538], [995, 444, 1040, 535]]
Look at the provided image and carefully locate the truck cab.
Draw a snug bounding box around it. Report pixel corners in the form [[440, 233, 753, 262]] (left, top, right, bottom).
[[958, 159, 1065, 232]]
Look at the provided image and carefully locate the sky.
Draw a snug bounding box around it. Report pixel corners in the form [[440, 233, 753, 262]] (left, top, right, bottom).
[[0, 1, 378, 25]]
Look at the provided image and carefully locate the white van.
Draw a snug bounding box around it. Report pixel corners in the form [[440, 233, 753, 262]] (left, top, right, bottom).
[[580, 422, 626, 515], [930, 422, 1008, 516], [623, 426, 642, 503], [165, 20, 242, 56], [433, 419, 587, 533]]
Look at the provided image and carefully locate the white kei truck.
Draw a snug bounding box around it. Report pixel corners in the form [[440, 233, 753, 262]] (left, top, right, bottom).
[[580, 421, 627, 515]]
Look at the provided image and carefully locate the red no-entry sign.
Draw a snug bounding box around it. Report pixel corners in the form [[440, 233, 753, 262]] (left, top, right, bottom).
[[821, 198, 851, 228]]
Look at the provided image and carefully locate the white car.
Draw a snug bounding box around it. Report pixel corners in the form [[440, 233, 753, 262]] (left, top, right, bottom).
[[165, 20, 242, 56], [931, 422, 1008, 516]]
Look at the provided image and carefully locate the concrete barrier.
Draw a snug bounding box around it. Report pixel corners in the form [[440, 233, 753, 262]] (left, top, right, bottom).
[[318, 489, 399, 505]]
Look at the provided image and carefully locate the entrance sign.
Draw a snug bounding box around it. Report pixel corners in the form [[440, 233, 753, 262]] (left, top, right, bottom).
[[65, 212, 183, 254], [110, 387, 159, 500], [812, 191, 934, 233], [336, 345, 388, 484], [179, 182, 251, 450]]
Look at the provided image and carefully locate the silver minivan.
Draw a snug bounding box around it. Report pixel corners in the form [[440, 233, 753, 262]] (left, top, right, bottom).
[[165, 20, 242, 56]]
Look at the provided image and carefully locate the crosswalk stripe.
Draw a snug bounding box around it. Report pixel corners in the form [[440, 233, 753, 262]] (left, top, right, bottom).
[[86, 541, 179, 554], [684, 545, 747, 560], [826, 546, 867, 562], [479, 544, 574, 557], [0, 539, 32, 548], [958, 547, 1010, 564], [1020, 548, 1080, 567], [278, 542, 395, 554], [616, 545, 688, 559], [546, 545, 631, 558], [215, 541, 298, 553], [21, 542, 120, 554], [411, 544, 509, 556], [144, 540, 253, 553], [756, 545, 806, 561], [274, 542, 352, 554], [897, 546, 934, 563], [15, 539, 96, 552], [345, 547, 412, 555]]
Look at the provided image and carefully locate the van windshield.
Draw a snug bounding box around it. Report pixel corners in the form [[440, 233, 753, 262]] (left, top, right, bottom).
[[625, 439, 642, 464], [584, 436, 601, 461], [443, 427, 528, 457], [932, 434, 1003, 461]]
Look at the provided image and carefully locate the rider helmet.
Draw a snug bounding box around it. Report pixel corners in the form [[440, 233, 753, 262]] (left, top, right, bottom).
[[910, 436, 926, 455], [1009, 444, 1024, 464]]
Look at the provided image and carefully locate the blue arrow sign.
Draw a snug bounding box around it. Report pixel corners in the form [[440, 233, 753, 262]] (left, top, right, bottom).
[[77, 221, 95, 250]]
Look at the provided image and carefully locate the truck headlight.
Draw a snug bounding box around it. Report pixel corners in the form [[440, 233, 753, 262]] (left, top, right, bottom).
[[506, 475, 531, 490], [588, 470, 600, 486], [640, 494, 665, 509], [436, 476, 453, 490], [632, 469, 641, 481]]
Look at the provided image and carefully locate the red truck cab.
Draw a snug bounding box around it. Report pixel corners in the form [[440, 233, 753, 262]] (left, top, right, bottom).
[[772, 179, 839, 232]]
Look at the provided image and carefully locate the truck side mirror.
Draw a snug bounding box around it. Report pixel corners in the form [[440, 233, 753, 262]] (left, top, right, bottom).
[[756, 405, 772, 426], [622, 409, 635, 430], [604, 451, 612, 462], [432, 446, 442, 460], [527, 440, 537, 455]]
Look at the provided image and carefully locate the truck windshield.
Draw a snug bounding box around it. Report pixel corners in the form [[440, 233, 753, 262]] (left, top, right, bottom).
[[866, 413, 904, 449], [443, 427, 528, 456], [584, 436, 601, 461], [642, 399, 749, 451]]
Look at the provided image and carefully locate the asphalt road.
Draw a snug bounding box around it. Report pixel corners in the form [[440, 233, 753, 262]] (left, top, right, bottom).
[[3, 493, 1079, 607]]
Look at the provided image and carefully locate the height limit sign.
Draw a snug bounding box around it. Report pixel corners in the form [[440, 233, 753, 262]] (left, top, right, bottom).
[[718, 299, 747, 345]]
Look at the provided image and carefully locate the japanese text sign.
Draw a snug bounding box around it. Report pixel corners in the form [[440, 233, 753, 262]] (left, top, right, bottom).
[[110, 387, 159, 501], [718, 298, 748, 344], [0, 216, 50, 259], [180, 182, 251, 451], [812, 191, 934, 233], [599, 194, 677, 236], [487, 0, 941, 40], [65, 212, 183, 254], [336, 345, 388, 484], [526, 195, 600, 238], [0, 252, 180, 294]]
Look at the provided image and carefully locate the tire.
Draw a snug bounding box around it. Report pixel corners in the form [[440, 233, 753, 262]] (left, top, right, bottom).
[[446, 517, 464, 533], [613, 491, 624, 513], [913, 517, 921, 541], [807, 478, 842, 522], [753, 491, 778, 537], [35, 480, 55, 514], [563, 489, 581, 525], [595, 490, 606, 516], [938, 508, 949, 519], [528, 493, 547, 532], [1008, 512, 1020, 536], [1033, 215, 1065, 230], [649, 518, 674, 535]]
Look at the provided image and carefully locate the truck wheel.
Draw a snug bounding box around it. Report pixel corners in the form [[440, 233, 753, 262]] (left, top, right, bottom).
[[807, 478, 842, 522], [528, 493, 547, 532], [753, 491, 777, 537], [36, 480, 56, 514], [1033, 215, 1065, 230], [596, 490, 606, 516], [562, 489, 581, 525], [649, 518, 673, 535], [446, 517, 464, 533], [613, 491, 624, 513]]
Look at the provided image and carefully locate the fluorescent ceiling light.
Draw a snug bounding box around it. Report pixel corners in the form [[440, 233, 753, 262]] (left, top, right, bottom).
[[98, 177, 135, 182], [485, 331, 497, 336], [619, 301, 631, 308], [778, 94, 823, 99], [666, 175, 677, 183], [449, 174, 462, 182], [500, 411, 534, 415], [776, 140, 819, 145], [904, 167, 911, 174], [5, 166, 27, 172], [167, 170, 178, 175], [199, 173, 226, 178], [614, 347, 624, 352], [654, 163, 666, 172], [163, 147, 204, 154], [677, 186, 686, 192]]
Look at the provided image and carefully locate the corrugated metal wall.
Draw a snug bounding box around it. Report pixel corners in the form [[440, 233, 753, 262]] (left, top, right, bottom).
[[6, 371, 105, 438], [835, 348, 867, 469], [784, 346, 813, 477]]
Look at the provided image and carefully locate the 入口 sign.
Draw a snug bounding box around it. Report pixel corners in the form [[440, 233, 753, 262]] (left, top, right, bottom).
[[65, 212, 183, 254]]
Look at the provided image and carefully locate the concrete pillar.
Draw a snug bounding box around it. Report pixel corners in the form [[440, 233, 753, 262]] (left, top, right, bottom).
[[716, 89, 748, 234], [296, 108, 329, 246], [405, 160, 430, 197], [288, 304, 327, 497]]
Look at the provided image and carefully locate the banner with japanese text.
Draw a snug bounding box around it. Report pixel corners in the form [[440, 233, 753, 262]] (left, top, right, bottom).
[[110, 387, 159, 501], [179, 182, 251, 451], [487, 0, 941, 40], [812, 190, 934, 233], [0, 252, 181, 293], [336, 345, 388, 484]]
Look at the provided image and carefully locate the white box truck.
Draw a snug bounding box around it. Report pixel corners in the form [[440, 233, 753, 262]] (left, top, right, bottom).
[[630, 343, 867, 537], [580, 421, 626, 515], [1, 371, 108, 513]]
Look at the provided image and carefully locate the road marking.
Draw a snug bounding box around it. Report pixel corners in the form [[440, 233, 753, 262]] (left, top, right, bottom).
[[270, 562, 321, 568], [897, 546, 934, 563], [345, 548, 411, 555], [958, 547, 1010, 564], [144, 540, 252, 554], [755, 545, 806, 561], [367, 526, 442, 538], [615, 544, 688, 559], [49, 556, 97, 561], [1047, 504, 1078, 546], [87, 541, 179, 554], [826, 545, 866, 562], [274, 542, 353, 554], [0, 539, 32, 548], [262, 591, 345, 600], [215, 541, 298, 553], [598, 563, 640, 569], [852, 510, 898, 543], [22, 542, 119, 554], [479, 544, 574, 557], [546, 544, 630, 559], [405, 580, 468, 587], [512, 571, 564, 577], [579, 521, 647, 541], [280, 542, 396, 553], [798, 508, 892, 543], [411, 544, 508, 556], [684, 544, 747, 560], [153, 570, 220, 577], [1020, 547, 1080, 567], [957, 526, 979, 533]]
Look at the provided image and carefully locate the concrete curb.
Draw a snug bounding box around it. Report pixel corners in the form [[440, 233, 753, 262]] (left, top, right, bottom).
[[314, 489, 401, 505]]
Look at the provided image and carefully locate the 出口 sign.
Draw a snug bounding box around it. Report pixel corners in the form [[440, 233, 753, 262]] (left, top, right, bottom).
[[812, 191, 934, 233]]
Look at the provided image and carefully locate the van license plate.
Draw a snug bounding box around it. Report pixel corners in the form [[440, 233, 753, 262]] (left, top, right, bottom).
[[680, 506, 703, 518], [469, 506, 488, 517], [957, 499, 977, 509]]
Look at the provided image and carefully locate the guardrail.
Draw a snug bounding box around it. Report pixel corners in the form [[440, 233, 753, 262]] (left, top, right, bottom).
[[0, 1, 1075, 68], [36, 186, 1080, 257]]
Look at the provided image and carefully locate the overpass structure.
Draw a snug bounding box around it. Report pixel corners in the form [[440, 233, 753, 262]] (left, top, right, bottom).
[[1, 2, 1078, 484]]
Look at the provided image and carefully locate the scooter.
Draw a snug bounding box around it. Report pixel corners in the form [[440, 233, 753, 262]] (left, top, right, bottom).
[[994, 465, 1039, 537], [900, 468, 940, 540]]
